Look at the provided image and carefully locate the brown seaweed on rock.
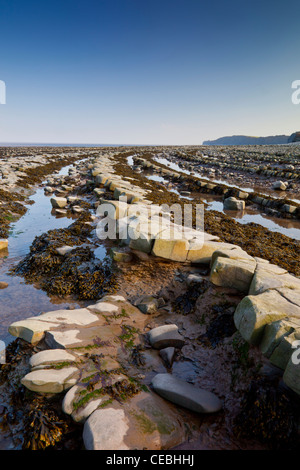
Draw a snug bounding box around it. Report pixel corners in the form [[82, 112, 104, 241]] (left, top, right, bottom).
[[233, 377, 300, 449], [12, 215, 116, 300]]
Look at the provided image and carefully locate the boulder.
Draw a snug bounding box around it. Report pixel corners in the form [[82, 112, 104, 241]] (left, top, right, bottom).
[[129, 234, 154, 254], [259, 319, 300, 358], [148, 325, 185, 349], [93, 188, 106, 198], [50, 197, 68, 209], [136, 296, 159, 315], [44, 186, 53, 193], [187, 240, 234, 264], [100, 294, 126, 302], [210, 246, 254, 267], [152, 237, 189, 262], [210, 257, 256, 293], [95, 175, 109, 185], [236, 191, 249, 199], [272, 181, 287, 191], [234, 290, 300, 345], [83, 391, 187, 450], [269, 333, 300, 370], [248, 269, 299, 296], [44, 329, 84, 349], [151, 373, 222, 413], [223, 197, 245, 211], [282, 204, 297, 214], [159, 347, 175, 367], [91, 167, 102, 177]]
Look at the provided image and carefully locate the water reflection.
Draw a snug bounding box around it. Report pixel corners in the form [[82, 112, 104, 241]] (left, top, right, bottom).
[[154, 156, 300, 203], [201, 196, 300, 240], [0, 162, 87, 344]]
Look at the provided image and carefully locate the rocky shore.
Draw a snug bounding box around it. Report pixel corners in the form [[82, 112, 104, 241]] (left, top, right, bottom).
[[1, 146, 300, 450]]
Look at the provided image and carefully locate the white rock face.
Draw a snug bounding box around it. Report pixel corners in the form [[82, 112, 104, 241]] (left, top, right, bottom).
[[151, 373, 222, 413]]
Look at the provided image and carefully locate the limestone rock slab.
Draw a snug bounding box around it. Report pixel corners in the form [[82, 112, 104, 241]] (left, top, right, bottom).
[[151, 373, 222, 414]]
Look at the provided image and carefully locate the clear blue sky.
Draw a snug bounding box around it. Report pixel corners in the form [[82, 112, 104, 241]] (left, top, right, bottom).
[[0, 0, 299, 145]]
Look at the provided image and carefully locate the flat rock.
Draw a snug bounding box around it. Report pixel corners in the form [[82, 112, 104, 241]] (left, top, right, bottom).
[[87, 302, 119, 314], [8, 308, 101, 344], [148, 325, 185, 349], [29, 349, 76, 370], [44, 329, 83, 349], [100, 295, 126, 302], [151, 373, 222, 413], [9, 319, 58, 344], [21, 367, 79, 393], [37, 308, 100, 326], [248, 269, 300, 295]]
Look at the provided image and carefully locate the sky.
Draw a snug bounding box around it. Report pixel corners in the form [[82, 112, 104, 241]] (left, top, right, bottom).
[[0, 0, 299, 145]]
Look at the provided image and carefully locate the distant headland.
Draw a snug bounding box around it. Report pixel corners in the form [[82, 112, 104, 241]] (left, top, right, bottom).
[[203, 131, 300, 145]]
